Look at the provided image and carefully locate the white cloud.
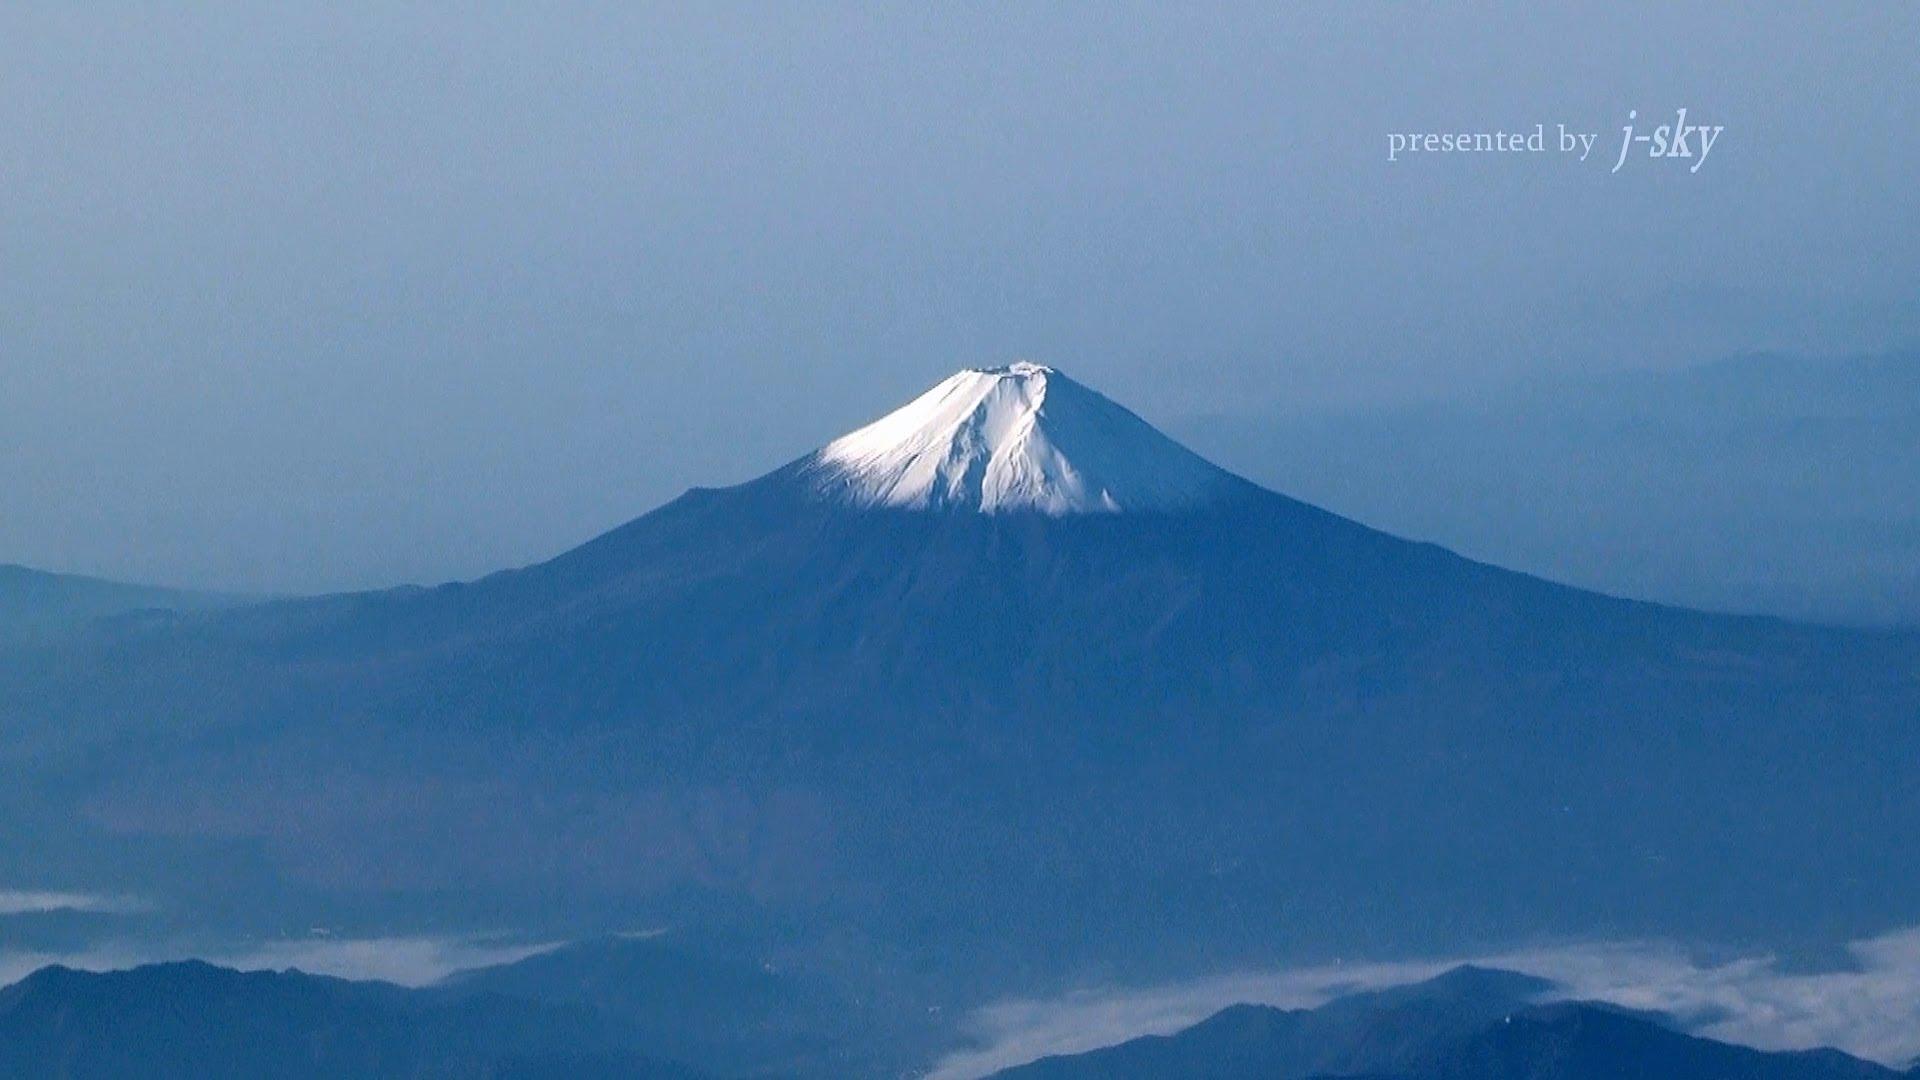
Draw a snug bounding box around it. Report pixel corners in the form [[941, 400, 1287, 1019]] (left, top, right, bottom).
[[0, 889, 148, 917], [1484, 928, 1920, 1068], [932, 927, 1920, 1079]]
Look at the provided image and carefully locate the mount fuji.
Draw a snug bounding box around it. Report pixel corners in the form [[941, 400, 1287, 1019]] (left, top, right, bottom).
[[4, 363, 1920, 1002], [799, 363, 1250, 514]]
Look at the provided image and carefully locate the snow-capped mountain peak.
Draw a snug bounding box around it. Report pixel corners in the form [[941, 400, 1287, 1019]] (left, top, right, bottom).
[[800, 362, 1245, 514]]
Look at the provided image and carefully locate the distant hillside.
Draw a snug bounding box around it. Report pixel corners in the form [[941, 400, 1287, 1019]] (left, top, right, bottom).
[[1180, 351, 1920, 625], [989, 966, 1905, 1080], [444, 934, 933, 1078], [0, 960, 710, 1079], [0, 564, 242, 641]]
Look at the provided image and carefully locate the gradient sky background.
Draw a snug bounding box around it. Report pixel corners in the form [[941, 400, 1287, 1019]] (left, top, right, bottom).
[[2, 4, 1915, 592]]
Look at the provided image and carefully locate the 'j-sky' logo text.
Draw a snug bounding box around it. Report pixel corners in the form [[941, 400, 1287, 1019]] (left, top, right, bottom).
[[1386, 108, 1725, 175], [1609, 108, 1724, 174]]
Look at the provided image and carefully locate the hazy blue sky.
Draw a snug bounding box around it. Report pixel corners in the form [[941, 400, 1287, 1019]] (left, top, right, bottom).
[[2, 4, 1915, 591]]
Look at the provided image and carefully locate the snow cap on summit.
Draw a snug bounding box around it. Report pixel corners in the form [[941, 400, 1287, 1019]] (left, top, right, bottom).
[[802, 362, 1244, 514]]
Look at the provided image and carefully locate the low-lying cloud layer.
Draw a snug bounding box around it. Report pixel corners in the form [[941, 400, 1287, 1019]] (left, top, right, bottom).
[[9, 922, 1920, 1076], [0, 889, 147, 917], [933, 927, 1920, 1078]]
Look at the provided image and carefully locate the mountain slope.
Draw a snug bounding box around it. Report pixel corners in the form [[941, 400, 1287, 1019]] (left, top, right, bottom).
[[1, 365, 1918, 993]]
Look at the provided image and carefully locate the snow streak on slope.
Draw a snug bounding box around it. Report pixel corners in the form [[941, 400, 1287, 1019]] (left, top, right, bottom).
[[803, 363, 1245, 514]]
